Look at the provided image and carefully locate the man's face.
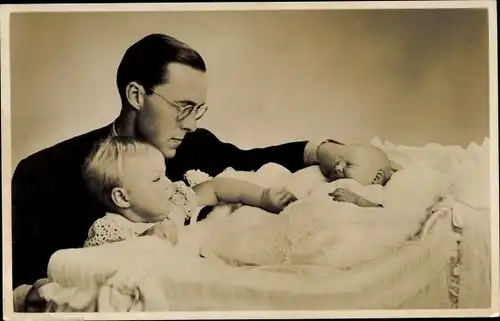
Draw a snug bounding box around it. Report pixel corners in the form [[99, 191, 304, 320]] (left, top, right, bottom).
[[136, 63, 207, 159]]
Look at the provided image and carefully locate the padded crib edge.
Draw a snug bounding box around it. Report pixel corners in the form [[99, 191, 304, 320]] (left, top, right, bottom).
[[41, 204, 465, 312]]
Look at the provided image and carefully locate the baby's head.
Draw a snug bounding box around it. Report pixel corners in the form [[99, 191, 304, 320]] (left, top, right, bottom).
[[83, 136, 175, 223], [329, 144, 399, 186]]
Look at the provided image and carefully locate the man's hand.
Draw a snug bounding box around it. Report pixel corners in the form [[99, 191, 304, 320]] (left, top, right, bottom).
[[24, 278, 52, 312], [140, 219, 178, 244], [329, 188, 360, 205], [261, 186, 298, 213]]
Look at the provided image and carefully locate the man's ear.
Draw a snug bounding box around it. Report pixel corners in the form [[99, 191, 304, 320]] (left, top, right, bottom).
[[390, 160, 403, 172], [125, 81, 145, 111], [111, 187, 131, 209]]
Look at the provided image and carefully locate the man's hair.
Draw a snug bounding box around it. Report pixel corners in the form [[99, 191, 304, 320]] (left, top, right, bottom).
[[116, 33, 207, 102], [82, 136, 161, 209]]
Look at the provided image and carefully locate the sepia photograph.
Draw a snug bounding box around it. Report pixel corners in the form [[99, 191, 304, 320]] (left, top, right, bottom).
[[1, 1, 498, 319]]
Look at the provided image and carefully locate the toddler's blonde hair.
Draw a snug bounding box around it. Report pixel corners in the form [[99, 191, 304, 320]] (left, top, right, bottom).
[[82, 136, 161, 209]]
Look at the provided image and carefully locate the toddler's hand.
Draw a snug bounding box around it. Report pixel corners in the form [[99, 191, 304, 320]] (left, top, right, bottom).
[[329, 188, 360, 204], [261, 186, 298, 213], [24, 279, 52, 312], [141, 219, 178, 245]]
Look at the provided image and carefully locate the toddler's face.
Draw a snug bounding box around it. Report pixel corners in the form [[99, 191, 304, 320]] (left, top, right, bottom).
[[119, 149, 176, 222], [330, 144, 392, 186]]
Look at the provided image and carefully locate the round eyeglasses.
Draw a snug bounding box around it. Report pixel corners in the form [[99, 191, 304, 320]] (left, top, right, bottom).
[[150, 89, 208, 121]]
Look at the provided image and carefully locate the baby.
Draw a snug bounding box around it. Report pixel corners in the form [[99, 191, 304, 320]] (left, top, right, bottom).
[[320, 143, 402, 208], [197, 145, 411, 267], [82, 136, 297, 247]]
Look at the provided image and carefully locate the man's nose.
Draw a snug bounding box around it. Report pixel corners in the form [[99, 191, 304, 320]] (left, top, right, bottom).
[[180, 114, 197, 132]]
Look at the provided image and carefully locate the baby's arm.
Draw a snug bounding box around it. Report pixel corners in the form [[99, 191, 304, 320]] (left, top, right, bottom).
[[354, 194, 383, 208], [330, 188, 383, 208], [193, 177, 297, 213]]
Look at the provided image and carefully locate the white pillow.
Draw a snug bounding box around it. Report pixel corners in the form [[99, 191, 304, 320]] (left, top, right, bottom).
[[383, 162, 452, 213], [281, 166, 328, 199], [214, 163, 292, 188]]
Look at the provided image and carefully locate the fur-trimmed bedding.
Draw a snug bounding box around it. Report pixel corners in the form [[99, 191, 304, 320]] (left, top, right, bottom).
[[19, 138, 492, 312]]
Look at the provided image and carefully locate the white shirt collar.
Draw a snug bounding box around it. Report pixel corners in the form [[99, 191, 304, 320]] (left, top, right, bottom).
[[111, 122, 118, 137]]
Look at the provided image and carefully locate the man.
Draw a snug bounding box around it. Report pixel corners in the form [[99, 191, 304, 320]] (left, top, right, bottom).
[[11, 33, 343, 290]]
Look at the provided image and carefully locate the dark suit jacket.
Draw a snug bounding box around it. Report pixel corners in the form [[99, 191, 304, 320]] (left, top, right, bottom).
[[11, 124, 316, 288]]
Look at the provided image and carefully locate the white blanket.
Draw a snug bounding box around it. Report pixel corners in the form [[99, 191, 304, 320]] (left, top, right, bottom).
[[184, 136, 491, 274], [41, 137, 492, 311], [194, 162, 452, 269]]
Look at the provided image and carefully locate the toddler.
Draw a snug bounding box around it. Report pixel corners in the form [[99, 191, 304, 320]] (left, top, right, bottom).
[[82, 136, 297, 247]]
